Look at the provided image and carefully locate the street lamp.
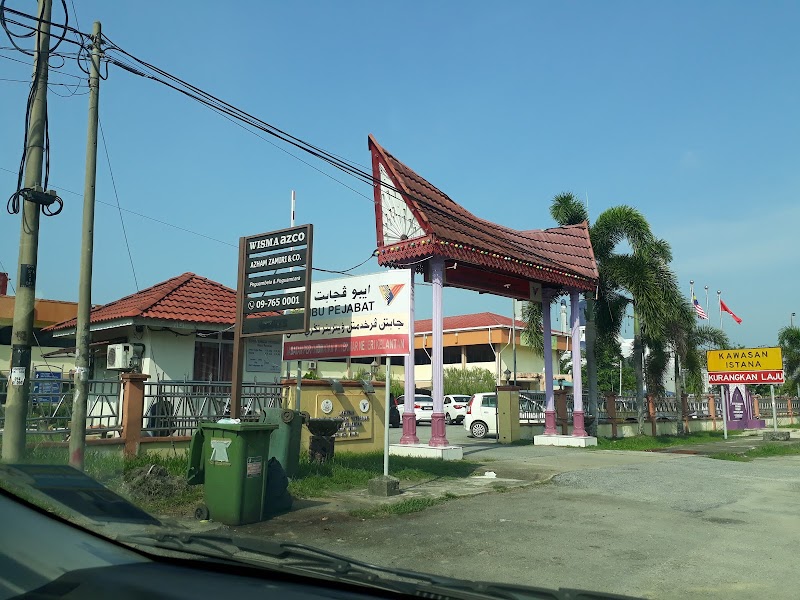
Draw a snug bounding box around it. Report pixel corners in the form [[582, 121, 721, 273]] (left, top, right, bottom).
[[503, 368, 512, 385], [370, 358, 380, 380], [792, 313, 796, 328], [532, 373, 542, 390]]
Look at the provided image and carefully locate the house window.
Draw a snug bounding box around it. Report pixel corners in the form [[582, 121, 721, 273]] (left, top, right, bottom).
[[466, 344, 495, 363], [193, 332, 233, 381]]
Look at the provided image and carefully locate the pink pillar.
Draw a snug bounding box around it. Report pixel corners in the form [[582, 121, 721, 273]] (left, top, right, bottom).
[[429, 256, 449, 446], [400, 269, 419, 444], [571, 290, 587, 437], [542, 289, 557, 435]]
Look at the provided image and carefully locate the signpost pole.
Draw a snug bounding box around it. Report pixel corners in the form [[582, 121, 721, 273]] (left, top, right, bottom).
[[384, 356, 391, 477], [719, 385, 728, 440], [771, 385, 778, 432], [230, 237, 247, 419], [295, 360, 302, 412]]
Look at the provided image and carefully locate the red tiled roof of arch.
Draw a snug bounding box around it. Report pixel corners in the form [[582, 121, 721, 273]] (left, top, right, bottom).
[[369, 135, 598, 291]]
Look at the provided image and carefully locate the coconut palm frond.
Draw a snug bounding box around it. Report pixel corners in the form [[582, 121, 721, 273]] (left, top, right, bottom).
[[550, 192, 588, 227], [521, 300, 545, 357], [590, 205, 654, 260]]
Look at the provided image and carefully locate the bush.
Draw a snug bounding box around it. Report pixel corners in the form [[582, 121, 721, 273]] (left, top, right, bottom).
[[443, 367, 496, 396]]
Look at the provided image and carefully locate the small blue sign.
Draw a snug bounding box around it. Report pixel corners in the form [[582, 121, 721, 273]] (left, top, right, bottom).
[[33, 370, 62, 405]]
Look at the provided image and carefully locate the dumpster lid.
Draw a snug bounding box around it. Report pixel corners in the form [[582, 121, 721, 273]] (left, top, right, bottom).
[[199, 421, 278, 432]]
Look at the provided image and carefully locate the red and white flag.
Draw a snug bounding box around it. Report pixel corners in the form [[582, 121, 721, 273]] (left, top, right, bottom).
[[720, 299, 742, 324]]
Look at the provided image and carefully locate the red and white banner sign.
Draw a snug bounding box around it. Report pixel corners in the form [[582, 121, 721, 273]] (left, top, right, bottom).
[[708, 370, 784, 385], [283, 270, 412, 360]]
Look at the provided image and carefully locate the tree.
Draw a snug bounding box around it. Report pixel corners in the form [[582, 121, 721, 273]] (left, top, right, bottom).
[[778, 326, 800, 394], [521, 300, 544, 357], [372, 369, 405, 399], [523, 192, 671, 435], [649, 300, 729, 433], [609, 237, 685, 432]]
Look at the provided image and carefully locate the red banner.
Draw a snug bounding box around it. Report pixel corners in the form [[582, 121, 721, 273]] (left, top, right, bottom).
[[708, 370, 784, 385], [283, 334, 409, 360]]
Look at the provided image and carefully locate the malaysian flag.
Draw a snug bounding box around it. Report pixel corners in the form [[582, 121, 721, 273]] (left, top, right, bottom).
[[692, 293, 708, 320]]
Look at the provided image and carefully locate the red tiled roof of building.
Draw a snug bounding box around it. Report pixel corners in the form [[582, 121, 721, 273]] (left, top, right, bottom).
[[45, 273, 238, 331], [414, 312, 526, 334], [369, 135, 598, 292], [414, 311, 569, 336]]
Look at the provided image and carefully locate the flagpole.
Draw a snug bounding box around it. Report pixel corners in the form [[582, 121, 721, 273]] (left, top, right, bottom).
[[717, 290, 722, 331], [704, 286, 709, 319]]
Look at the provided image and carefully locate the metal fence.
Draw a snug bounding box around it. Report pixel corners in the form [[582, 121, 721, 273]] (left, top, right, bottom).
[[141, 380, 284, 437], [0, 378, 123, 438], [516, 393, 728, 424]]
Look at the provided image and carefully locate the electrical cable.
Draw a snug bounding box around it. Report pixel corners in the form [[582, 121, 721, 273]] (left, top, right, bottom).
[[0, 51, 90, 80], [98, 120, 139, 291], [97, 48, 584, 274], [3, 7, 574, 264], [0, 77, 87, 86], [3, 7, 591, 282], [0, 1, 81, 53], [4, 8, 589, 279], [2, 1, 71, 217]]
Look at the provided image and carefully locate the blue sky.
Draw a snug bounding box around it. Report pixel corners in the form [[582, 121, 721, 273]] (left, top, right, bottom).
[[1, 0, 798, 346]]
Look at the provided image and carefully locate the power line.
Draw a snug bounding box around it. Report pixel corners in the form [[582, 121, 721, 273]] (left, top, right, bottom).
[[2, 7, 591, 282], [201, 100, 374, 203], [1, 165, 376, 277], [95, 46, 584, 274], [0, 76, 87, 86], [97, 120, 139, 290], [0, 51, 89, 80]]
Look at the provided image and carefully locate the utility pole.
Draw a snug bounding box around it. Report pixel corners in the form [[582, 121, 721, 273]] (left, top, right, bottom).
[[69, 21, 102, 470], [2, 0, 53, 463]]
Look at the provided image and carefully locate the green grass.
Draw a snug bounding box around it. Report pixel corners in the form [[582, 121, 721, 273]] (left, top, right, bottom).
[[288, 452, 480, 498], [349, 494, 457, 519], [7, 445, 480, 514], [710, 443, 800, 462], [589, 430, 732, 451], [17, 445, 202, 515]]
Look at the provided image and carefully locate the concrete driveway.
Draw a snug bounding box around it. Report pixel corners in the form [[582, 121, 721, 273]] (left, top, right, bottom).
[[246, 431, 800, 599]]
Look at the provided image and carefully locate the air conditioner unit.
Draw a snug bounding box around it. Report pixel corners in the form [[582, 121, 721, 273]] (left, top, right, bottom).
[[307, 361, 317, 370], [107, 343, 133, 370]]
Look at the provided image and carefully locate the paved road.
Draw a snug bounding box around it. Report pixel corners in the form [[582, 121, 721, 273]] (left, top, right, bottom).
[[246, 442, 800, 599], [389, 420, 489, 446]]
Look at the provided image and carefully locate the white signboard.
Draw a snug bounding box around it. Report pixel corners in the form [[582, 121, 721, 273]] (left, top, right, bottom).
[[10, 367, 25, 386], [245, 338, 282, 373], [283, 270, 412, 360]]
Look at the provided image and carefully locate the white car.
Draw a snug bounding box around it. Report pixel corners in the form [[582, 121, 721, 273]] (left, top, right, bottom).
[[464, 392, 544, 438], [443, 394, 470, 424], [464, 392, 498, 438], [395, 394, 435, 424]]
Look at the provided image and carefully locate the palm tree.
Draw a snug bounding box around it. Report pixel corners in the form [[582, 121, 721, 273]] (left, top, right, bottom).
[[523, 193, 678, 435], [606, 236, 685, 432], [651, 301, 729, 434]]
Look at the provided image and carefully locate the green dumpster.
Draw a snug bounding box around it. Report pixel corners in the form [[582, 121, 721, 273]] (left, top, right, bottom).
[[187, 421, 277, 526], [259, 407, 303, 478]]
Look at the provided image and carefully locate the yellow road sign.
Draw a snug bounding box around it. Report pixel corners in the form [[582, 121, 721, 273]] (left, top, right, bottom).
[[706, 347, 783, 373]]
